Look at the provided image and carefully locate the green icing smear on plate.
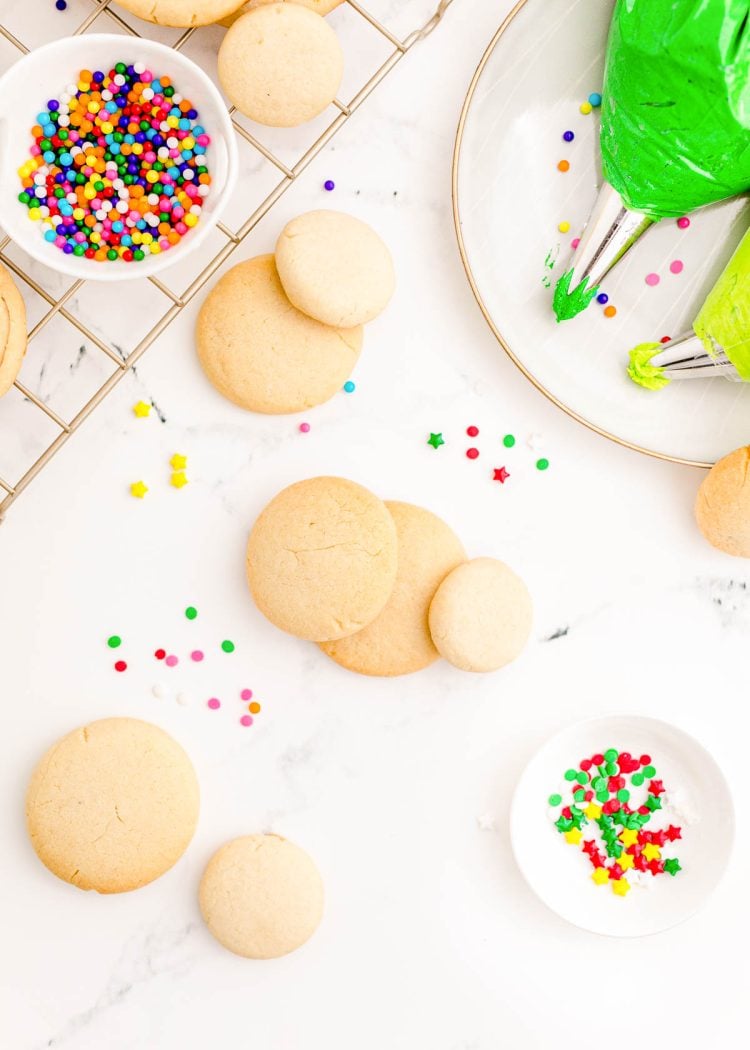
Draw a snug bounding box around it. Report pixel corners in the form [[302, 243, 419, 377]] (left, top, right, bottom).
[[552, 268, 599, 322], [601, 0, 750, 219], [694, 227, 750, 379], [628, 342, 669, 390]]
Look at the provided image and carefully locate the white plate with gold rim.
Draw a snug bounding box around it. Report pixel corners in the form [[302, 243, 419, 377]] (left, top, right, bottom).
[[453, 0, 750, 467]]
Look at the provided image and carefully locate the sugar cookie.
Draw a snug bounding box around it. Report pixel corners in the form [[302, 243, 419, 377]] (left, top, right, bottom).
[[276, 210, 395, 327], [320, 501, 465, 675], [218, 4, 344, 127], [0, 262, 27, 397], [695, 445, 750, 557], [428, 557, 532, 673], [220, 0, 343, 29], [246, 476, 398, 641], [26, 718, 199, 893], [196, 255, 362, 414], [115, 0, 244, 26], [200, 834, 324, 958]]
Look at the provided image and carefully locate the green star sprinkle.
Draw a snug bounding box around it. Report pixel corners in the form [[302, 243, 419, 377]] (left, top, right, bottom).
[[664, 858, 682, 876], [555, 816, 573, 833], [646, 795, 662, 812], [427, 432, 445, 449]]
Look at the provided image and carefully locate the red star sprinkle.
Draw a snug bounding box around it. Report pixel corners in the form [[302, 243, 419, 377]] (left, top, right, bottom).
[[582, 839, 597, 855], [647, 859, 665, 876], [633, 854, 648, 871], [665, 825, 682, 842], [493, 467, 510, 483], [590, 851, 605, 868], [609, 863, 624, 881], [649, 779, 665, 796]]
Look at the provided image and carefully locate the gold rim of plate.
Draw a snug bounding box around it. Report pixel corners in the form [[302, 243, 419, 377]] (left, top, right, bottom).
[[450, 0, 711, 469]]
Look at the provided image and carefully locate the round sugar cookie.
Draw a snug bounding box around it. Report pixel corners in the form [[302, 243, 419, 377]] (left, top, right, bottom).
[[246, 476, 398, 641], [320, 502, 466, 675], [0, 262, 27, 397], [26, 718, 199, 893], [196, 255, 362, 414], [200, 834, 324, 958], [116, 0, 244, 26], [218, 4, 344, 127], [428, 557, 532, 673], [220, 0, 343, 29], [695, 445, 750, 557], [276, 210, 395, 328]]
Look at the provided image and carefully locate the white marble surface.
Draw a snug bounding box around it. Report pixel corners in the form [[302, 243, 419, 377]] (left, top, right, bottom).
[[0, 1, 748, 1047]]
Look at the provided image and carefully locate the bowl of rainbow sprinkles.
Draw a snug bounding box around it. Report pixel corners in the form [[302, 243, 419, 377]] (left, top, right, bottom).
[[0, 34, 237, 282]]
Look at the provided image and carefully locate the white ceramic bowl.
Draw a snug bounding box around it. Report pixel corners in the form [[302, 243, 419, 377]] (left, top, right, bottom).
[[0, 34, 237, 282]]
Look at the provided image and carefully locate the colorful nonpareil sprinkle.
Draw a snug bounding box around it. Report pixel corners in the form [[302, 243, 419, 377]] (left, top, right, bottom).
[[240, 715, 253, 726], [165, 654, 178, 667], [549, 747, 683, 897], [114, 660, 127, 672], [603, 305, 617, 318], [493, 467, 510, 483], [466, 447, 479, 460], [503, 433, 515, 448], [152, 683, 167, 698], [207, 697, 221, 710], [324, 179, 335, 191], [660, 335, 672, 343], [677, 216, 690, 229], [249, 701, 261, 714], [18, 63, 210, 263], [343, 380, 355, 393], [570, 237, 580, 250], [670, 260, 684, 274], [588, 92, 602, 107], [155, 647, 166, 659], [557, 160, 570, 172], [467, 425, 479, 437], [558, 221, 570, 233], [240, 688, 253, 701], [133, 400, 151, 417], [427, 432, 445, 449], [190, 649, 204, 662], [221, 639, 235, 653], [596, 293, 609, 305], [562, 130, 574, 142], [130, 480, 148, 498], [107, 635, 121, 648], [536, 458, 549, 471], [56, 0, 67, 9], [645, 272, 660, 286], [579, 101, 593, 115], [185, 605, 198, 620], [299, 422, 311, 433]]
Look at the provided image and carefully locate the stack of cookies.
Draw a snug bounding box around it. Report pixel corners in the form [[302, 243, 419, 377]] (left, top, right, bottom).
[[246, 476, 533, 676], [196, 210, 394, 414]]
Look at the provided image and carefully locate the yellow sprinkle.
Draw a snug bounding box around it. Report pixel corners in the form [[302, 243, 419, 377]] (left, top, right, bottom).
[[611, 878, 630, 896], [592, 868, 609, 885], [28, 209, 41, 221], [584, 803, 601, 820], [167, 116, 180, 128], [73, 208, 85, 221], [84, 186, 96, 200], [88, 101, 101, 114], [558, 221, 570, 233], [619, 828, 638, 847], [580, 101, 593, 115], [130, 481, 148, 499], [642, 844, 661, 861], [619, 853, 635, 871], [564, 828, 582, 845], [171, 471, 189, 489], [182, 136, 195, 150], [100, 121, 113, 135], [184, 213, 198, 227], [133, 401, 151, 418], [170, 453, 188, 470], [149, 243, 161, 254]]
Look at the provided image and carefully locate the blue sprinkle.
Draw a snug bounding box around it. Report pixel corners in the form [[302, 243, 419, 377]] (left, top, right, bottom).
[[324, 179, 335, 191], [589, 92, 602, 107], [596, 293, 609, 305], [55, 0, 68, 10], [343, 380, 355, 393], [562, 130, 574, 143]]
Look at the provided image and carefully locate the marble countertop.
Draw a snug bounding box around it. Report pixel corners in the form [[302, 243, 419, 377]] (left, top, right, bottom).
[[0, 1, 748, 1047]]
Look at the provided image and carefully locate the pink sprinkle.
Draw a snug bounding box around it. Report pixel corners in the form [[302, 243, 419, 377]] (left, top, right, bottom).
[[571, 237, 580, 250], [677, 216, 690, 229], [240, 688, 253, 701], [240, 715, 253, 727], [165, 655, 179, 667], [207, 697, 221, 710], [645, 272, 660, 287], [669, 260, 684, 275], [299, 422, 310, 433], [190, 649, 204, 662]]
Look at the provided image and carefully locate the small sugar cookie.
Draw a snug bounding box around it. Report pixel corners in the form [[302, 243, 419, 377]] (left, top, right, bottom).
[[428, 557, 532, 673], [218, 4, 344, 127], [320, 501, 465, 675], [246, 476, 398, 641], [276, 210, 395, 327], [695, 445, 750, 557], [26, 718, 199, 893], [220, 0, 343, 29], [115, 0, 245, 26], [196, 254, 362, 414], [0, 262, 27, 397], [200, 834, 324, 959]]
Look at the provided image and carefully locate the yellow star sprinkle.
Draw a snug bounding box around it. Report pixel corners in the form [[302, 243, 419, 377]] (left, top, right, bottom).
[[170, 453, 188, 470], [130, 481, 148, 499], [584, 803, 602, 820], [611, 878, 630, 897], [564, 828, 582, 845], [642, 844, 661, 862], [619, 853, 635, 871], [133, 400, 151, 418], [619, 828, 639, 847], [591, 868, 610, 885], [171, 471, 189, 489]]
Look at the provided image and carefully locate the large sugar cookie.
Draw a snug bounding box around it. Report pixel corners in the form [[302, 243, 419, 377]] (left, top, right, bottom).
[[0, 262, 27, 397], [276, 210, 395, 327], [220, 0, 343, 29], [695, 445, 750, 557], [246, 476, 398, 641], [196, 255, 362, 414], [320, 501, 465, 675], [428, 557, 532, 673], [116, 0, 244, 26], [218, 4, 344, 127], [26, 718, 199, 893], [199, 834, 324, 958]]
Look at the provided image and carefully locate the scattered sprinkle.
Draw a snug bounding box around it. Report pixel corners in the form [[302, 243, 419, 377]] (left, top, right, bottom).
[[221, 639, 235, 653], [503, 433, 515, 448], [476, 813, 496, 831], [557, 159, 570, 172], [107, 635, 121, 649], [596, 293, 609, 305], [660, 335, 672, 344], [240, 688, 253, 701], [207, 697, 221, 710], [677, 216, 690, 229], [176, 692, 191, 706], [645, 272, 660, 286], [588, 92, 602, 107], [240, 714, 253, 726], [170, 453, 187, 470], [324, 179, 335, 191], [527, 432, 544, 451], [571, 237, 580, 250], [669, 260, 684, 275], [466, 425, 479, 437], [579, 101, 593, 114], [56, 0, 68, 9], [493, 467, 510, 483], [165, 654, 179, 667], [249, 701, 261, 714], [562, 130, 574, 142], [133, 400, 151, 418], [536, 458, 550, 471], [299, 422, 311, 433], [603, 305, 617, 318], [466, 447, 479, 460], [558, 221, 570, 233], [171, 471, 188, 489], [343, 380, 355, 393], [185, 606, 198, 620], [152, 683, 167, 698], [114, 660, 127, 672], [190, 649, 204, 662], [427, 432, 445, 449], [130, 480, 148, 499]]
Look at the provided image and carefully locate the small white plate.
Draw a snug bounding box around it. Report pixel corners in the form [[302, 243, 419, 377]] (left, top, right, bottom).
[[453, 0, 750, 466], [510, 715, 734, 937]]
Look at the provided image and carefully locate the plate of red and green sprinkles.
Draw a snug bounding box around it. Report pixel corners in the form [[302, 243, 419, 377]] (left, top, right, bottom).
[[511, 716, 734, 936]]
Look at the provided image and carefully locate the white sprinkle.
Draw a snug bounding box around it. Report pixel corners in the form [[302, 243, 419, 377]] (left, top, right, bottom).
[[134, 61, 145, 74], [152, 683, 167, 699], [527, 432, 544, 451], [176, 692, 192, 707], [476, 813, 496, 831]]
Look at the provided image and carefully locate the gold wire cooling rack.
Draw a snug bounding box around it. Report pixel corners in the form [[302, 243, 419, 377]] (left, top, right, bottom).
[[0, 0, 454, 521]]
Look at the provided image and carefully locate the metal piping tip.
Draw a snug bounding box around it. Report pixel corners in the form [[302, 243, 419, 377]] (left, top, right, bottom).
[[649, 329, 739, 380], [553, 181, 653, 322]]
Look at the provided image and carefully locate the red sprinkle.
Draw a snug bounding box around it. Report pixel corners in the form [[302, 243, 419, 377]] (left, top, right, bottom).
[[466, 448, 479, 460], [660, 336, 671, 343], [114, 660, 127, 672], [154, 649, 166, 660], [466, 425, 479, 437], [639, 754, 651, 765]]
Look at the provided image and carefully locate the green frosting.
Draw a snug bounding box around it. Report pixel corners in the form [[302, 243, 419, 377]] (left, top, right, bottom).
[[552, 267, 599, 322], [601, 0, 750, 219], [694, 228, 750, 379], [627, 342, 670, 390]]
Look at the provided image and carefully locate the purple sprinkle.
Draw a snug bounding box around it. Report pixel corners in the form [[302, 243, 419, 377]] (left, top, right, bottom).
[[596, 293, 609, 305], [563, 130, 574, 142], [324, 180, 335, 191]]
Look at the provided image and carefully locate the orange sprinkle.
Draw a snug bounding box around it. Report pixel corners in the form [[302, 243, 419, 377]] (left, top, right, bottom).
[[557, 160, 570, 172], [604, 305, 617, 318], [248, 702, 261, 714]]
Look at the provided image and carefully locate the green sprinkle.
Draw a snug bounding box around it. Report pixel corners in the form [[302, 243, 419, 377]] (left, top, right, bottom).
[[185, 606, 198, 620], [535, 458, 549, 471], [604, 748, 618, 762], [548, 793, 562, 806], [575, 771, 588, 784], [503, 434, 516, 448], [564, 769, 577, 781], [605, 762, 619, 775], [643, 765, 656, 778], [646, 795, 662, 812], [573, 789, 586, 802], [664, 858, 681, 876], [631, 772, 644, 786], [617, 789, 630, 803], [221, 639, 235, 653], [592, 777, 607, 792], [596, 791, 609, 803], [107, 635, 121, 649], [555, 816, 573, 833]]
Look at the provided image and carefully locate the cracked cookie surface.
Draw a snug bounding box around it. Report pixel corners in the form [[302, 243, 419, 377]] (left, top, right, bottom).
[[114, 0, 244, 27]]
